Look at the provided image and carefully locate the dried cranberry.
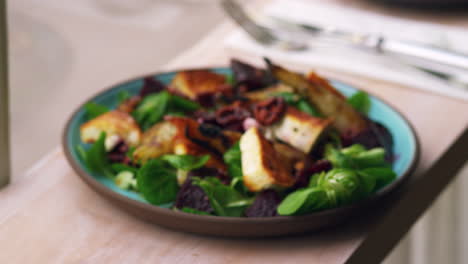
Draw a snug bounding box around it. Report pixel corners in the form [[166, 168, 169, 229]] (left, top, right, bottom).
[[140, 77, 165, 97], [245, 190, 281, 217], [175, 180, 214, 214]]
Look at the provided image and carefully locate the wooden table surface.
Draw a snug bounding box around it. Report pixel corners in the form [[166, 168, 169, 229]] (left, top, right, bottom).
[[1, 1, 468, 263]]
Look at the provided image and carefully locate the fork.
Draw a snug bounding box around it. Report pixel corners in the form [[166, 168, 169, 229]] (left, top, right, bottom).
[[220, 0, 308, 51]]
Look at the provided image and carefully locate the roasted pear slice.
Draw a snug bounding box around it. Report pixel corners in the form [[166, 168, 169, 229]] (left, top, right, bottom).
[[270, 64, 368, 134], [244, 83, 294, 102]]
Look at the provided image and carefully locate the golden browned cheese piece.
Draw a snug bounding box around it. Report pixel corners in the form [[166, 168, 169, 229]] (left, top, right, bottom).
[[168, 117, 229, 172], [271, 64, 368, 134], [170, 70, 226, 100], [80, 110, 141, 151], [240, 127, 295, 192], [132, 121, 178, 164], [133, 116, 239, 172], [269, 107, 333, 153]]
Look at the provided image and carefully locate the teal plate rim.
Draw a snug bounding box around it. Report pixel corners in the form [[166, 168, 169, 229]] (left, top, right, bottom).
[[62, 67, 420, 223]]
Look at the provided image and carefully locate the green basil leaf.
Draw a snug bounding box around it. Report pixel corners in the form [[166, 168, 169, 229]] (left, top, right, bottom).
[[161, 154, 210, 171], [84, 102, 109, 119], [347, 91, 371, 114], [137, 159, 179, 205]]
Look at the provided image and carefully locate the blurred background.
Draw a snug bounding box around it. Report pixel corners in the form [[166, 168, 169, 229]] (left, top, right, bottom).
[[6, 0, 468, 263]]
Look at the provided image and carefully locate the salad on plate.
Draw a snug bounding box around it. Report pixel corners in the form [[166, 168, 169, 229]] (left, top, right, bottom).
[[77, 58, 395, 218]]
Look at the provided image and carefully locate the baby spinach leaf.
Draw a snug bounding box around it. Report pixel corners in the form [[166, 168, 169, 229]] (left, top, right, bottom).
[[272, 92, 300, 104], [193, 177, 250, 217], [83, 132, 114, 179], [170, 94, 201, 111], [277, 187, 328, 216], [132, 91, 170, 130], [223, 142, 242, 179], [84, 102, 109, 119], [272, 92, 321, 117], [132, 91, 200, 130], [111, 163, 139, 174], [320, 168, 361, 205], [347, 91, 371, 114], [117, 90, 131, 104], [161, 154, 210, 171], [225, 74, 235, 85], [137, 159, 179, 205], [181, 207, 212, 216], [296, 99, 321, 117], [325, 144, 388, 170], [359, 167, 396, 190]]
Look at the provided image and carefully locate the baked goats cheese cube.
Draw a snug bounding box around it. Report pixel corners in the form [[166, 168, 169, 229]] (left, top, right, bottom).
[[240, 127, 295, 192], [170, 70, 226, 100], [269, 107, 332, 153], [80, 110, 141, 151]]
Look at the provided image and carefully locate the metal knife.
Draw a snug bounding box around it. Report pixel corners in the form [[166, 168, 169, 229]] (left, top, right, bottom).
[[269, 16, 468, 72]]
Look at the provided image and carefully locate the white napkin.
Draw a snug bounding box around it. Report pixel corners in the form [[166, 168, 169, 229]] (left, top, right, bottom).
[[224, 0, 468, 101]]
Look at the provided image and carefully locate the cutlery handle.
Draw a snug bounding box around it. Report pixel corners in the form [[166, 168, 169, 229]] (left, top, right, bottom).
[[378, 38, 468, 72]]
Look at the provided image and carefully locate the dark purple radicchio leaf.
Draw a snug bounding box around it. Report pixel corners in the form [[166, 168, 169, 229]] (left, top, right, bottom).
[[341, 121, 394, 161], [174, 179, 214, 214], [139, 77, 166, 97], [230, 59, 275, 91], [245, 190, 281, 217], [294, 159, 332, 189], [107, 140, 131, 165]]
